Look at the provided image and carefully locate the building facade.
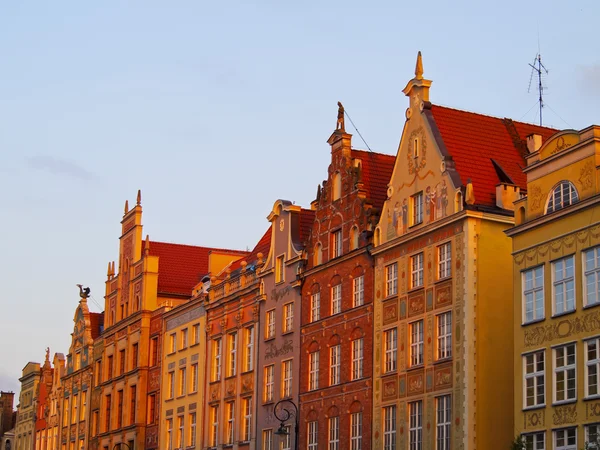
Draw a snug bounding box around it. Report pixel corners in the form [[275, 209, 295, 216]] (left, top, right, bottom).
[[15, 362, 41, 450], [45, 354, 65, 450], [298, 106, 395, 450], [371, 53, 556, 449], [0, 392, 15, 441], [255, 200, 313, 450], [507, 126, 600, 448], [34, 351, 53, 450]]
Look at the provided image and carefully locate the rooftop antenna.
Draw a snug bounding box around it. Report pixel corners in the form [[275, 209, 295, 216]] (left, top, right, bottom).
[[528, 53, 549, 126]]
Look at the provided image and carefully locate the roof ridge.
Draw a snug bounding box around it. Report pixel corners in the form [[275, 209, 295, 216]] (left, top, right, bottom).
[[148, 240, 249, 255], [351, 148, 396, 158]]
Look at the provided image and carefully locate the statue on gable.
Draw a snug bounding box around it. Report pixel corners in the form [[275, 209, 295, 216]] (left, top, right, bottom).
[[76, 284, 90, 299], [336, 102, 345, 132]]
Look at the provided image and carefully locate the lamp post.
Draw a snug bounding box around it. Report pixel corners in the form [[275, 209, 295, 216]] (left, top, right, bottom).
[[112, 443, 131, 450], [273, 399, 299, 450]]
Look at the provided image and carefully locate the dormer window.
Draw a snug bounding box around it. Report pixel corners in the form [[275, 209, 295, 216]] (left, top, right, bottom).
[[546, 181, 579, 214], [332, 172, 342, 201]]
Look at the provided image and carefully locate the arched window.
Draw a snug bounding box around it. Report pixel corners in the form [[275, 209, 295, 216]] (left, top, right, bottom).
[[517, 206, 525, 225], [546, 181, 579, 213], [135, 295, 141, 312], [455, 191, 463, 212], [332, 172, 342, 201]]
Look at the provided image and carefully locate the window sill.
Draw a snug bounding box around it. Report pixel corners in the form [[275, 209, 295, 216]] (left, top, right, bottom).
[[584, 302, 600, 311], [552, 399, 577, 407], [407, 364, 424, 372], [584, 395, 600, 402], [178, 347, 188, 352], [407, 286, 424, 294], [435, 276, 451, 285], [282, 330, 294, 336], [552, 309, 576, 319], [522, 317, 545, 327], [190, 342, 200, 348], [264, 336, 276, 342], [382, 370, 397, 377], [434, 357, 452, 365], [167, 351, 176, 357], [522, 404, 546, 412], [262, 400, 274, 406]]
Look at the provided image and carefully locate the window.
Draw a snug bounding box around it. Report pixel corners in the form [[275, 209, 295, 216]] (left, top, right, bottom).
[[129, 386, 136, 425], [168, 371, 174, 399], [191, 363, 198, 393], [119, 349, 126, 375], [522, 432, 545, 450], [181, 328, 188, 349], [524, 350, 545, 407], [585, 247, 600, 307], [147, 394, 156, 424], [116, 390, 123, 428], [210, 405, 219, 447], [436, 395, 451, 450], [63, 398, 69, 426], [587, 338, 600, 397], [226, 402, 234, 444], [554, 343, 576, 403], [352, 338, 364, 380], [410, 320, 424, 367], [314, 243, 323, 266], [212, 338, 222, 381], [281, 425, 291, 450], [523, 266, 544, 323], [228, 332, 237, 377], [553, 256, 575, 315], [95, 360, 102, 387], [330, 345, 341, 386], [438, 242, 451, 279], [177, 415, 184, 450], [75, 352, 81, 371], [409, 400, 423, 450], [437, 312, 452, 360], [411, 253, 424, 288], [264, 365, 274, 402], [282, 360, 292, 398], [383, 405, 396, 450], [386, 263, 398, 297], [547, 181, 578, 213], [244, 326, 254, 372], [80, 390, 87, 421], [308, 421, 318, 450], [413, 137, 419, 158], [283, 303, 294, 333], [350, 412, 362, 450], [178, 367, 186, 396], [150, 337, 158, 366], [276, 255, 285, 283], [169, 333, 176, 353], [310, 293, 320, 322], [71, 394, 78, 424], [166, 418, 173, 450], [192, 323, 200, 345], [309, 351, 319, 390], [263, 429, 273, 450], [328, 416, 339, 450], [384, 328, 397, 373], [331, 284, 342, 315], [132, 343, 138, 369], [586, 424, 600, 449], [332, 229, 342, 258], [242, 397, 252, 442], [353, 275, 364, 307], [266, 310, 275, 339], [332, 171, 341, 201], [412, 192, 423, 225], [189, 413, 196, 448], [107, 355, 113, 380], [104, 395, 111, 431], [350, 225, 359, 251], [554, 427, 577, 450]]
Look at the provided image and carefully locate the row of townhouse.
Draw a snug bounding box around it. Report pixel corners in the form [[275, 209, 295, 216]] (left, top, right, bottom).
[[11, 52, 600, 450]]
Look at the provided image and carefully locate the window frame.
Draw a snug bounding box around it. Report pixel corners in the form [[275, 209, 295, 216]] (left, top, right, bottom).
[[264, 365, 274, 403], [410, 320, 424, 367], [351, 338, 364, 380], [282, 359, 293, 398], [523, 349, 545, 408], [331, 229, 343, 259], [409, 400, 423, 450], [552, 255, 576, 316], [275, 254, 285, 284], [330, 344, 341, 386], [553, 343, 577, 404], [265, 309, 275, 340], [436, 312, 452, 361], [384, 328, 398, 373], [331, 283, 342, 315], [309, 351, 319, 391], [437, 242, 452, 280], [310, 292, 320, 322], [328, 416, 340, 450], [386, 263, 398, 297], [411, 192, 424, 226], [435, 395, 451, 450], [353, 275, 365, 307], [585, 247, 600, 308], [383, 405, 396, 450], [586, 337, 600, 399], [283, 302, 294, 333], [554, 427, 577, 450], [522, 265, 545, 324], [546, 181, 579, 214], [411, 253, 424, 289]]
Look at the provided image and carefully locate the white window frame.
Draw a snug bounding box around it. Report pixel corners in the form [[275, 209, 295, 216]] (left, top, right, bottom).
[[386, 263, 398, 297], [587, 337, 600, 398], [330, 345, 341, 386], [309, 351, 319, 391], [328, 416, 339, 450], [226, 401, 234, 445], [178, 367, 186, 396], [353, 275, 365, 307], [410, 320, 424, 367], [310, 292, 320, 322], [210, 405, 219, 447], [282, 359, 292, 398], [266, 309, 275, 339], [332, 229, 342, 258], [177, 415, 184, 450], [411, 253, 424, 289], [586, 423, 600, 449], [281, 425, 291, 450], [263, 429, 273, 450], [554, 427, 577, 450], [166, 417, 173, 450], [331, 284, 342, 315], [552, 255, 575, 316], [212, 338, 222, 382], [276, 254, 285, 284], [243, 397, 252, 442], [553, 343, 576, 403], [585, 247, 600, 307], [308, 421, 318, 450], [436, 395, 451, 450], [546, 181, 579, 214], [189, 412, 196, 448], [384, 328, 397, 373], [409, 400, 423, 450], [351, 338, 364, 380], [264, 365, 274, 403], [283, 303, 294, 333], [412, 192, 423, 225], [350, 412, 362, 450], [437, 312, 452, 360], [383, 405, 396, 450], [245, 326, 254, 372], [522, 432, 545, 450], [228, 332, 237, 377], [438, 242, 451, 279], [523, 350, 545, 408], [522, 266, 544, 324]]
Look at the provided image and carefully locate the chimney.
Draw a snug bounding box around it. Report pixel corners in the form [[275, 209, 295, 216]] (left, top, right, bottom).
[[527, 134, 543, 153], [496, 184, 521, 211]]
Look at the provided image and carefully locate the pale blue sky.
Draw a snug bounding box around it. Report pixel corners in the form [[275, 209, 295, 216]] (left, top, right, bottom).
[[0, 1, 598, 398]]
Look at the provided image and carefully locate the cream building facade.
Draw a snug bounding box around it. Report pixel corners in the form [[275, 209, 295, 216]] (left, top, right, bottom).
[[15, 362, 41, 450]]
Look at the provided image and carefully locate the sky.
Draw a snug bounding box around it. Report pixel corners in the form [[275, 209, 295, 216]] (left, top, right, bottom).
[[0, 1, 598, 402]]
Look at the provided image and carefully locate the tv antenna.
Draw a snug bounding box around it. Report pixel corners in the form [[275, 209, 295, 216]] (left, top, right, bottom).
[[528, 53, 549, 126]]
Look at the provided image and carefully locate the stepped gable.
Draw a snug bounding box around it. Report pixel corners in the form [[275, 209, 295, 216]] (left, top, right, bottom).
[[351, 149, 396, 210], [428, 104, 557, 207]]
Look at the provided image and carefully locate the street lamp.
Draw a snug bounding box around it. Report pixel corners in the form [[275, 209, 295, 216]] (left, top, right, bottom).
[[112, 443, 131, 450], [273, 399, 299, 450]]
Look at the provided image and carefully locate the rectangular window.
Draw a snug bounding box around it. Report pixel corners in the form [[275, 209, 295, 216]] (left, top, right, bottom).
[[386, 263, 398, 297], [352, 338, 364, 380], [585, 247, 600, 307], [282, 360, 292, 398], [384, 328, 398, 373], [328, 416, 339, 450], [311, 293, 320, 322], [107, 355, 113, 380], [383, 405, 396, 450], [181, 328, 188, 349], [332, 229, 342, 258], [436, 395, 451, 450], [178, 367, 186, 396], [245, 326, 254, 372], [281, 425, 291, 450], [166, 418, 173, 450], [554, 343, 576, 403], [226, 402, 235, 445], [75, 352, 81, 371], [116, 390, 123, 428], [169, 333, 176, 353], [264, 365, 274, 402], [587, 338, 600, 398], [309, 351, 319, 391], [63, 398, 69, 426], [266, 310, 275, 339], [147, 394, 156, 425], [80, 390, 87, 421], [192, 323, 200, 345], [276, 254, 285, 283], [554, 428, 577, 450], [437, 312, 452, 360], [438, 242, 452, 279], [150, 337, 158, 366], [129, 386, 136, 425], [410, 320, 424, 367], [308, 421, 318, 450], [553, 256, 575, 315], [412, 192, 423, 225], [71, 394, 78, 424], [409, 400, 423, 450], [104, 394, 111, 432], [176, 415, 184, 450], [228, 332, 237, 377], [523, 266, 544, 323], [330, 345, 341, 386], [331, 284, 342, 315], [242, 397, 252, 442], [411, 253, 424, 288], [586, 424, 600, 449], [189, 413, 196, 448], [522, 432, 545, 450], [191, 363, 198, 393], [210, 405, 219, 447], [119, 349, 126, 375], [132, 343, 138, 369], [524, 350, 545, 407], [353, 275, 364, 307], [283, 303, 294, 333], [95, 360, 102, 387], [263, 429, 273, 450], [350, 412, 362, 450], [212, 338, 222, 382], [168, 371, 174, 399]]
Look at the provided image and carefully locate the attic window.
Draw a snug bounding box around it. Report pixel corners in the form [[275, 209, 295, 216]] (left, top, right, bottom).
[[546, 181, 579, 214], [332, 172, 342, 201]]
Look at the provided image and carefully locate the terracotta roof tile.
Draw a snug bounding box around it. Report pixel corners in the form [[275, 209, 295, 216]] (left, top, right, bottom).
[[299, 208, 316, 245], [227, 227, 272, 274], [429, 105, 557, 207], [89, 312, 104, 340], [351, 149, 396, 210]]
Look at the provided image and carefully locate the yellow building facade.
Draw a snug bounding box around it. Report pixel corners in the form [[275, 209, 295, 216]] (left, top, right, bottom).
[[508, 126, 600, 448]]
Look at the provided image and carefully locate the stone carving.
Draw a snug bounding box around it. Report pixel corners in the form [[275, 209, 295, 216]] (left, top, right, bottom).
[[553, 404, 577, 425], [435, 282, 452, 308], [225, 379, 236, 397], [265, 340, 293, 359], [407, 126, 427, 175], [586, 401, 600, 419], [408, 293, 425, 317], [525, 309, 600, 347], [529, 184, 543, 212], [580, 161, 594, 190], [383, 301, 398, 325], [382, 377, 398, 401], [434, 365, 452, 390], [271, 285, 292, 302], [241, 373, 254, 393], [209, 384, 220, 402], [407, 371, 425, 395], [524, 410, 544, 429]]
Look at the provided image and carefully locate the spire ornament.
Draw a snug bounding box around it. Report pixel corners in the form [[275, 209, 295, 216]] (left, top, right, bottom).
[[415, 51, 424, 80], [137, 189, 142, 206], [124, 200, 129, 214]]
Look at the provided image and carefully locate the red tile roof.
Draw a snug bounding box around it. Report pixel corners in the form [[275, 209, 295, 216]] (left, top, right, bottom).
[[227, 227, 272, 274], [143, 241, 248, 296], [351, 149, 396, 210], [299, 208, 316, 245], [90, 312, 104, 340], [428, 105, 557, 207]]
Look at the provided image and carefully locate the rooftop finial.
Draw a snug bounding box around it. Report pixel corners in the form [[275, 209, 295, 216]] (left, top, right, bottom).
[[107, 262, 112, 278], [415, 51, 423, 80], [145, 234, 150, 256], [137, 189, 142, 206], [336, 101, 345, 132], [124, 200, 129, 214]]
